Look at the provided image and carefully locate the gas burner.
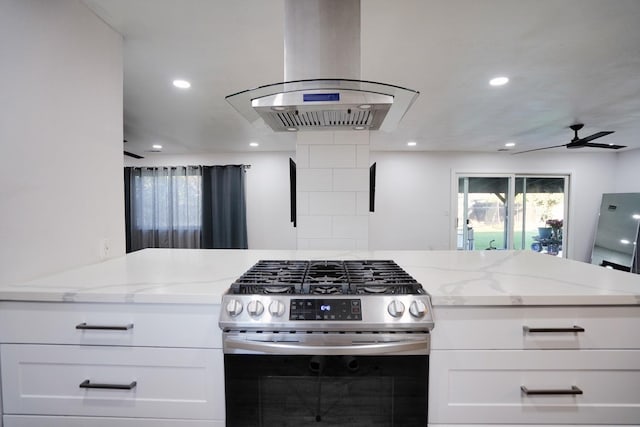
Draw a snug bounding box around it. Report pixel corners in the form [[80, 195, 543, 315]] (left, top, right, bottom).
[[309, 285, 342, 295], [354, 284, 425, 295], [361, 286, 388, 294], [306, 275, 346, 284], [263, 286, 296, 294], [229, 283, 299, 295]]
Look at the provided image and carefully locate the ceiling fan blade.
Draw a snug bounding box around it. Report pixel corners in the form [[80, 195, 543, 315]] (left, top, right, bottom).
[[582, 142, 626, 150], [124, 150, 144, 159], [511, 144, 568, 155], [575, 130, 614, 144]]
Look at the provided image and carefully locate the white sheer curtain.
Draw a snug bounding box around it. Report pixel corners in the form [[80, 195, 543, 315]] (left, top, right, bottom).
[[129, 166, 202, 250]]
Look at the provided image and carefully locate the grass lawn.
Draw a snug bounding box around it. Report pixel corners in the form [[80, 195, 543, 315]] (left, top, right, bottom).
[[473, 231, 538, 250]]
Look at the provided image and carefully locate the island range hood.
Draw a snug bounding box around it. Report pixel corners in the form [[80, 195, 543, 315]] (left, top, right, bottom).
[[225, 0, 419, 132]]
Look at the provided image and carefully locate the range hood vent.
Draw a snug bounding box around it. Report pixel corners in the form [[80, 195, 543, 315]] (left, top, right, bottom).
[[226, 79, 418, 132], [226, 0, 419, 133]]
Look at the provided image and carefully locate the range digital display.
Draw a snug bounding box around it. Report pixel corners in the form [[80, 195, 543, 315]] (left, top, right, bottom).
[[303, 93, 340, 102], [290, 299, 362, 321]]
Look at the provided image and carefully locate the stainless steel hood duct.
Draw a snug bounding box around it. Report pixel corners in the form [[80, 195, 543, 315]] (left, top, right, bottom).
[[226, 0, 419, 132]]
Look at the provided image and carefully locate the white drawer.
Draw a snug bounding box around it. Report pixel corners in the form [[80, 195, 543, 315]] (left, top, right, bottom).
[[1, 344, 225, 420], [4, 416, 224, 427], [0, 302, 221, 348], [429, 349, 640, 424], [431, 306, 640, 350]]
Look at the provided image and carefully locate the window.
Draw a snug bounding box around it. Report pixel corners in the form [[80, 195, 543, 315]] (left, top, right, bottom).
[[456, 174, 569, 257], [124, 165, 248, 252], [127, 166, 203, 251]]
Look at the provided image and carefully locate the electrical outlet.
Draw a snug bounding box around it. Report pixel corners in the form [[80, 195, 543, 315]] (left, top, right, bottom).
[[99, 238, 111, 260]]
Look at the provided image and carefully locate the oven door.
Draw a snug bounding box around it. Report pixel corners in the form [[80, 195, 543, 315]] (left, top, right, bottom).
[[223, 332, 429, 427]]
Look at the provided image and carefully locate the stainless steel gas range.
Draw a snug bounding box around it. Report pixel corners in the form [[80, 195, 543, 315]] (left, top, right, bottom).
[[219, 260, 434, 426]]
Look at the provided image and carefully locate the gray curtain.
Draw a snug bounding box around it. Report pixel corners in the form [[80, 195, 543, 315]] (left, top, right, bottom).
[[201, 165, 248, 249], [126, 166, 202, 251]]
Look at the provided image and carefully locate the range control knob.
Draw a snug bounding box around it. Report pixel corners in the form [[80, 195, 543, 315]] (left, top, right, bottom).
[[268, 300, 286, 317], [387, 300, 405, 318], [226, 299, 243, 317], [247, 300, 264, 317], [409, 300, 427, 318]]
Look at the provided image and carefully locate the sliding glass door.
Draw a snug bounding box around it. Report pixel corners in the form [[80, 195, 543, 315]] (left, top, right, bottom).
[[456, 174, 568, 257], [514, 177, 567, 255], [457, 176, 511, 250]]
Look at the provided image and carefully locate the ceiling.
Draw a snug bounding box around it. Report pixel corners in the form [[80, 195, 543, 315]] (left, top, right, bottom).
[[82, 0, 640, 156]]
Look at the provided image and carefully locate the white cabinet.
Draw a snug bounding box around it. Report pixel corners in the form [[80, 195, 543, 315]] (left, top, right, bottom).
[[1, 344, 224, 419], [3, 416, 224, 427], [430, 349, 640, 424], [429, 305, 640, 426], [431, 306, 640, 350], [0, 302, 222, 348], [0, 302, 224, 426]]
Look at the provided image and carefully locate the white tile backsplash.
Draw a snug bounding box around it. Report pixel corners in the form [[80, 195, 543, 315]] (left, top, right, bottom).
[[296, 144, 309, 168], [296, 191, 309, 216], [297, 216, 332, 238], [333, 169, 369, 191], [334, 130, 369, 145], [296, 238, 311, 250], [309, 145, 356, 168], [356, 145, 370, 168], [356, 239, 369, 250], [333, 216, 369, 240], [356, 191, 370, 215], [297, 169, 332, 191], [308, 192, 356, 216], [297, 132, 333, 145], [295, 131, 371, 250], [301, 238, 357, 250]]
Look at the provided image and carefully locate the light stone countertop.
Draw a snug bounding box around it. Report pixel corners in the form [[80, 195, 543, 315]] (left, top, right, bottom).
[[1, 249, 639, 306]]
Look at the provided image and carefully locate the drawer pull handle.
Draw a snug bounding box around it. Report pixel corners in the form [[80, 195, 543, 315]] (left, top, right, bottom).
[[76, 323, 134, 331], [523, 325, 585, 333], [521, 385, 583, 396], [79, 380, 137, 390]]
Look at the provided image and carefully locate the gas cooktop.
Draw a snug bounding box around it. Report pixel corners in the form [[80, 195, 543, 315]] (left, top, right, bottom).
[[229, 259, 426, 296]]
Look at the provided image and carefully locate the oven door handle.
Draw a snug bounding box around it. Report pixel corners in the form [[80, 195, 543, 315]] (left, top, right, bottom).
[[223, 336, 429, 356]]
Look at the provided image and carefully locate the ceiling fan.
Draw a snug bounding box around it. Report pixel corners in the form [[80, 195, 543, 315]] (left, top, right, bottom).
[[123, 139, 144, 159], [514, 123, 625, 154]]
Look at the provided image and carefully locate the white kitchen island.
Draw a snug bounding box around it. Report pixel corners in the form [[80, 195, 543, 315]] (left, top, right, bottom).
[[0, 249, 639, 427]]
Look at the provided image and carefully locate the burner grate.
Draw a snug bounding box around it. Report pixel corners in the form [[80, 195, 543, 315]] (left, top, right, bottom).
[[228, 259, 424, 295]]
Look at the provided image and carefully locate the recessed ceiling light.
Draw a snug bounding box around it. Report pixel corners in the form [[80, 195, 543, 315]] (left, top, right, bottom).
[[152, 144, 163, 150], [287, 127, 298, 132], [249, 142, 259, 147], [621, 239, 631, 245], [407, 141, 417, 146], [172, 79, 191, 89], [633, 214, 640, 220], [505, 142, 516, 147], [489, 76, 509, 86], [359, 104, 372, 110]]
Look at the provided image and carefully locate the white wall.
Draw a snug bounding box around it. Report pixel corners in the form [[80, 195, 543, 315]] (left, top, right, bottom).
[[369, 151, 619, 262], [126, 149, 622, 263], [0, 0, 124, 285], [125, 151, 297, 250], [614, 148, 640, 193]]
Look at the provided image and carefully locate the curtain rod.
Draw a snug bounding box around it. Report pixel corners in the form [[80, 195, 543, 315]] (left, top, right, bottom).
[[127, 165, 251, 170]]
